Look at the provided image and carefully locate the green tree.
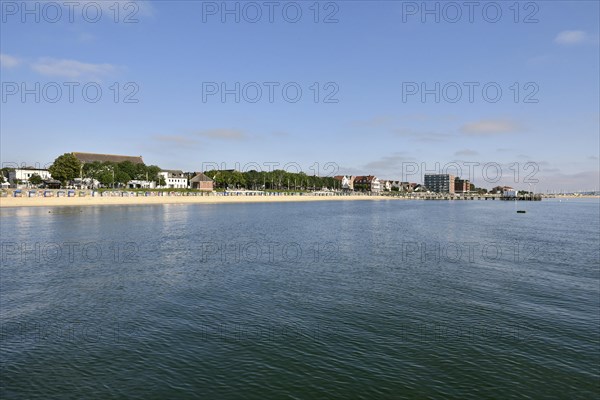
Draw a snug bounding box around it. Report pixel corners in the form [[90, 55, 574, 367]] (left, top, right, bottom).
[[273, 170, 286, 189], [219, 172, 229, 189], [83, 161, 103, 181], [245, 170, 260, 190], [29, 174, 43, 186], [297, 172, 308, 190], [49, 153, 81, 185], [205, 170, 227, 189], [230, 170, 245, 188], [115, 170, 131, 186], [134, 163, 149, 180], [145, 165, 162, 185], [1, 168, 14, 183], [81, 161, 112, 188], [98, 171, 114, 187], [117, 161, 137, 180]]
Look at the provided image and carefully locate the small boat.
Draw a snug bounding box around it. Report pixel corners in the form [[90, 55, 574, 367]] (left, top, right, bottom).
[[517, 210, 526, 213]]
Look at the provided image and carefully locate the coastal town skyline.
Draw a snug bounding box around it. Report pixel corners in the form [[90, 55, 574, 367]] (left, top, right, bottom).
[[1, 148, 600, 193], [1, 1, 599, 192], [2, 150, 598, 194]]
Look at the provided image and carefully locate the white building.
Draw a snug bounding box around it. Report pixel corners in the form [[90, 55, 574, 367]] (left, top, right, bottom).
[[159, 170, 188, 189], [73, 177, 100, 189], [354, 175, 381, 192], [128, 180, 157, 189], [389, 181, 413, 192], [334, 175, 355, 191], [370, 177, 381, 193], [8, 167, 52, 186]]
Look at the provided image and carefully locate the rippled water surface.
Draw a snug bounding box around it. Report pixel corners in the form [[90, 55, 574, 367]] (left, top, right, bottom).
[[1, 199, 599, 399]]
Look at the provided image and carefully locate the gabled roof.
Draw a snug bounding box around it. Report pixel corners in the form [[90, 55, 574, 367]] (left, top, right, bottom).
[[162, 169, 184, 176], [354, 175, 377, 183], [73, 152, 144, 164], [190, 172, 213, 182]]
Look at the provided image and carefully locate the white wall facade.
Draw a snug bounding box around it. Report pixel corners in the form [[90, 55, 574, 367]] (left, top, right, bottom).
[[159, 171, 188, 189], [9, 168, 52, 183]]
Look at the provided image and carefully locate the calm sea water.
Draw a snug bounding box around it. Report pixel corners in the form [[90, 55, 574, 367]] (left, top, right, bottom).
[[1, 199, 599, 399]]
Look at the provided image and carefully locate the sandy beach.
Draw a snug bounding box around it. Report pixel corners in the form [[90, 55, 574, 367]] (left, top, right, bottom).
[[1, 193, 595, 208], [0, 194, 402, 208]]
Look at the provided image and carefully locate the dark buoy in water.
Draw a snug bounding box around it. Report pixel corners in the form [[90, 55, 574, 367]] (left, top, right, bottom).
[[517, 210, 526, 213]]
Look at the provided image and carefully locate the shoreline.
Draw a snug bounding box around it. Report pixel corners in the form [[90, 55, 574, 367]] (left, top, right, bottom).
[[0, 194, 597, 209], [0, 195, 401, 208]]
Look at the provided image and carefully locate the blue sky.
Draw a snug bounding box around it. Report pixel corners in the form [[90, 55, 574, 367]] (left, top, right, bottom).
[[1, 0, 599, 191]]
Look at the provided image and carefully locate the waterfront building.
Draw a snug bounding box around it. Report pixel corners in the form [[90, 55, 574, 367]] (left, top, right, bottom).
[[490, 185, 514, 194], [424, 174, 455, 193], [334, 175, 355, 191], [454, 178, 471, 193], [190, 173, 214, 191], [389, 181, 414, 192], [8, 167, 52, 187], [159, 170, 188, 189], [127, 180, 156, 189], [354, 176, 381, 192]]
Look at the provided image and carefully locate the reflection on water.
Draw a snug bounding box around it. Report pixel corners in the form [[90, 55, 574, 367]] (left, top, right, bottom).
[[1, 199, 599, 398]]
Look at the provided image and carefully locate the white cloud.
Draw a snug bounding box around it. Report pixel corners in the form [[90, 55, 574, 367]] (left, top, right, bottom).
[[401, 113, 458, 123], [154, 135, 197, 145], [555, 30, 587, 45], [454, 149, 479, 157], [460, 119, 520, 135], [31, 58, 117, 79], [392, 128, 450, 142], [0, 54, 21, 69], [195, 129, 247, 141]]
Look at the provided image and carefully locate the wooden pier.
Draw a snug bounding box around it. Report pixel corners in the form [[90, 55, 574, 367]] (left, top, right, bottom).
[[381, 193, 543, 201]]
